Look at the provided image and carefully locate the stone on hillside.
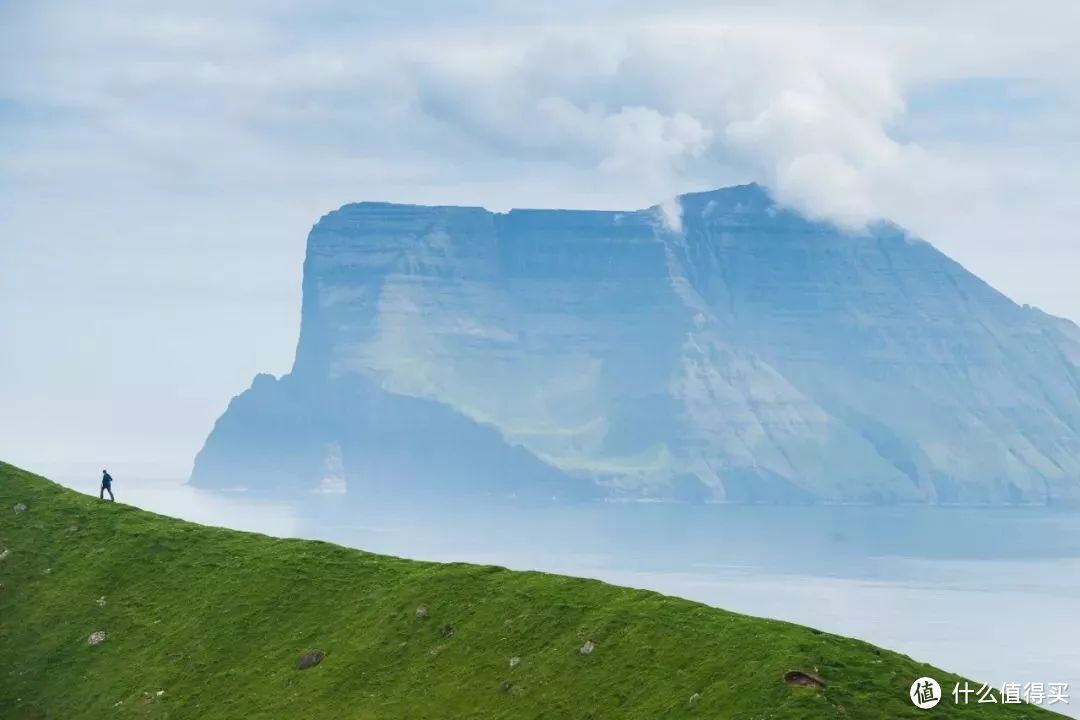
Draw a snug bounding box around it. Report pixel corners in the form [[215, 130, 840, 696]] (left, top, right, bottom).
[[784, 670, 825, 688], [13, 502, 27, 514], [96, 596, 107, 607], [296, 649, 325, 670], [440, 624, 454, 637], [415, 605, 429, 620], [0, 548, 9, 560], [498, 681, 513, 693], [508, 656, 521, 668], [88, 631, 107, 645], [579, 640, 595, 656], [689, 692, 701, 706]]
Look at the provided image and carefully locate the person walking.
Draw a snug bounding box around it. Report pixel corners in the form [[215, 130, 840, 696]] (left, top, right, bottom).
[[100, 469, 114, 502]]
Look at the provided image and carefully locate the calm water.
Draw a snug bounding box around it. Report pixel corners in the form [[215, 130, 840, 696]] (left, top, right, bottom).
[[60, 476, 1080, 717]]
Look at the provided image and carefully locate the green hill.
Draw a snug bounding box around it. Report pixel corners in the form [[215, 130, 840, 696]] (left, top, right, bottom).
[[0, 462, 1052, 719]]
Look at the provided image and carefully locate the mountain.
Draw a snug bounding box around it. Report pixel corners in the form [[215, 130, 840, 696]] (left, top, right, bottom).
[[0, 461, 1053, 718], [191, 184, 1080, 505]]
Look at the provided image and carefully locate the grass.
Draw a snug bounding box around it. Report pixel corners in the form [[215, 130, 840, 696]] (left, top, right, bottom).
[[0, 461, 1055, 719]]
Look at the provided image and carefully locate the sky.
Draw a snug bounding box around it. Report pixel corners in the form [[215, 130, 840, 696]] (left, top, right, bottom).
[[1, 1, 1079, 480]]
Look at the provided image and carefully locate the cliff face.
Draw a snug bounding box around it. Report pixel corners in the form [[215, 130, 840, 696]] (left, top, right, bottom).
[[191, 184, 1080, 504]]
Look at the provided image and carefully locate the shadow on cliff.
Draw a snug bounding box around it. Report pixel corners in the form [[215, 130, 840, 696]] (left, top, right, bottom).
[[190, 372, 601, 505]]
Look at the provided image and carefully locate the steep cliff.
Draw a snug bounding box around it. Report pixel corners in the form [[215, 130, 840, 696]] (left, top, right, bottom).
[[191, 184, 1080, 505]]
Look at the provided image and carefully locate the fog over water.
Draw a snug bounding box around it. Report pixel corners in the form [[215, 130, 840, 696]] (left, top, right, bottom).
[[55, 472, 1080, 717]]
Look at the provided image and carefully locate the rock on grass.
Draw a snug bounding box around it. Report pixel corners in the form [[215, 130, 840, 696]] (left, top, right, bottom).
[[297, 649, 325, 670], [784, 670, 825, 688]]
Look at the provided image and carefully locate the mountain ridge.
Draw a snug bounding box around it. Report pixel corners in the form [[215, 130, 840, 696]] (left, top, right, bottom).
[[0, 461, 1055, 718], [192, 184, 1080, 505]]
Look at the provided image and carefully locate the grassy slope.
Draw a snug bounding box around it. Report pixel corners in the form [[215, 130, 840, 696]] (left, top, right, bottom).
[[0, 462, 1052, 719]]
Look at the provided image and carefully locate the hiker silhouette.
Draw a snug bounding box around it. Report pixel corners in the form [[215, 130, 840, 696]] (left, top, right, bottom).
[[100, 469, 114, 502]]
